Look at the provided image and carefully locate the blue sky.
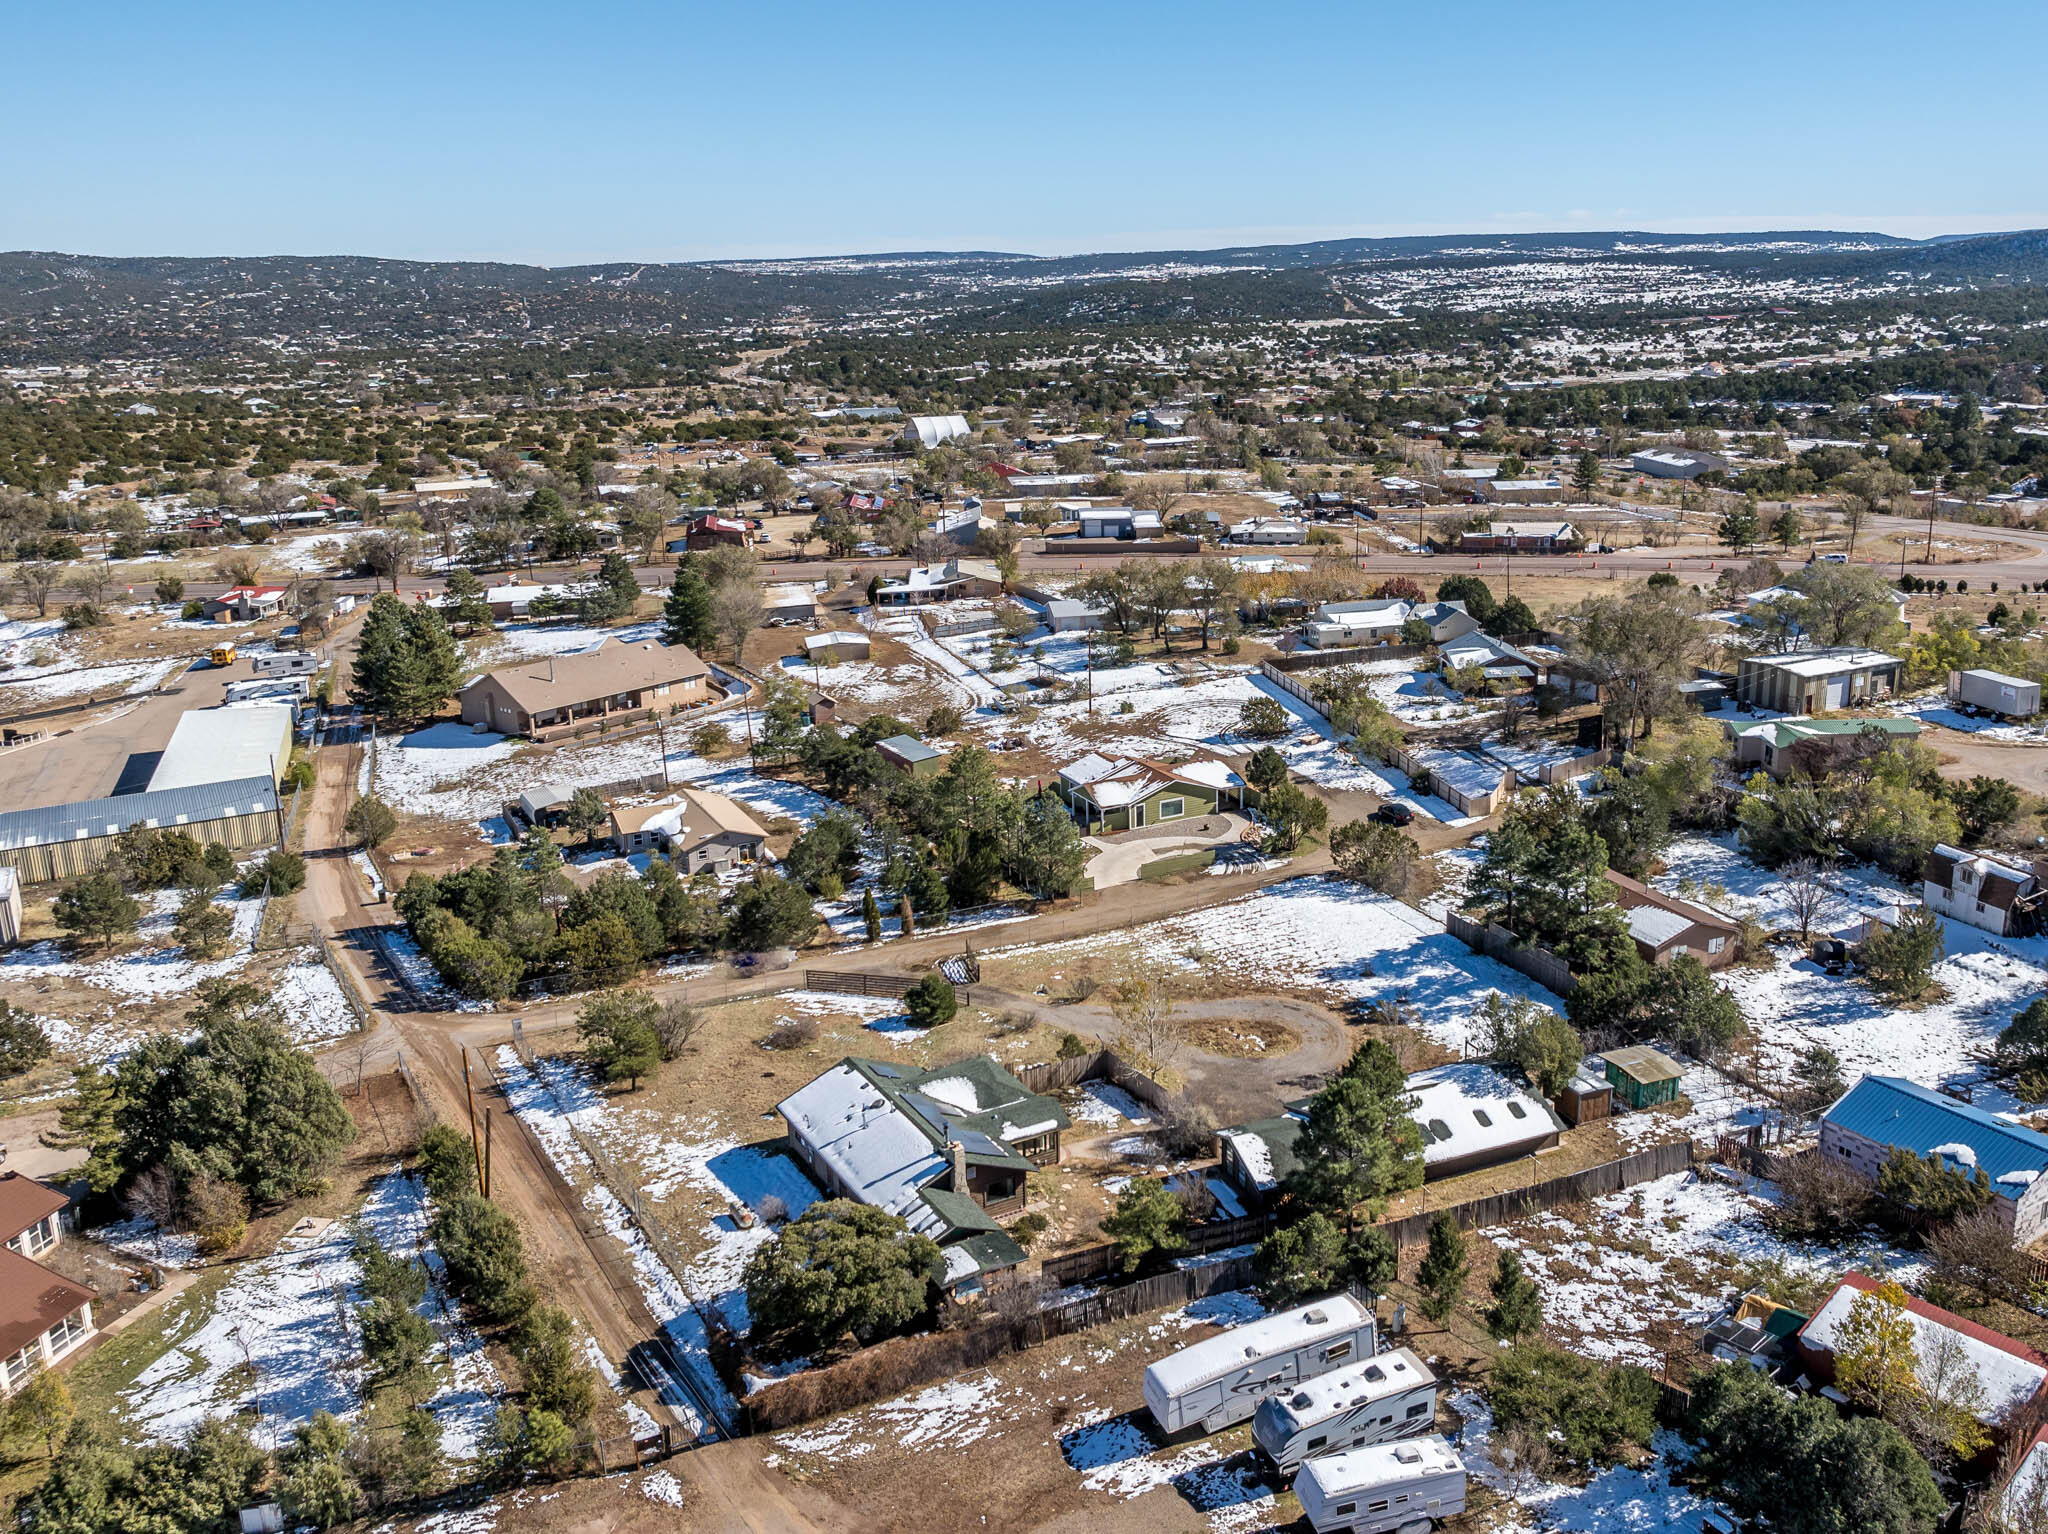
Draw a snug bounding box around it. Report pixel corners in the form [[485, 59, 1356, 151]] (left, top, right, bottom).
[[8, 0, 2046, 264]]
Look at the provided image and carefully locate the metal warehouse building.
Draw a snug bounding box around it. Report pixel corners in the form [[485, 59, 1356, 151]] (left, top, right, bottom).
[[0, 776, 284, 885], [146, 703, 294, 793]]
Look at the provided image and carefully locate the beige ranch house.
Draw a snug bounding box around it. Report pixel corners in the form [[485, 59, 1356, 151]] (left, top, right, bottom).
[[459, 640, 712, 739]]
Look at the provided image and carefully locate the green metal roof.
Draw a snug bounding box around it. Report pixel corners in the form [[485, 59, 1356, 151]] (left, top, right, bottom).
[[918, 1186, 1001, 1239]]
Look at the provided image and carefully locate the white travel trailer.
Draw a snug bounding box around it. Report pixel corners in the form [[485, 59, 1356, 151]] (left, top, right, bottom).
[[1294, 1435, 1467, 1534], [1142, 1294, 1376, 1435], [1251, 1347, 1438, 1470], [250, 651, 320, 677]]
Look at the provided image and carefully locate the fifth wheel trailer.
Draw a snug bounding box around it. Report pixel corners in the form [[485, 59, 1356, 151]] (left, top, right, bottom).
[[1950, 669, 2041, 719], [1251, 1347, 1439, 1471], [1143, 1294, 1376, 1435], [1294, 1435, 1468, 1534]]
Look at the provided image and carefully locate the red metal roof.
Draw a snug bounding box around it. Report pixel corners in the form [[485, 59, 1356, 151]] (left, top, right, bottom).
[[0, 1247, 93, 1362]]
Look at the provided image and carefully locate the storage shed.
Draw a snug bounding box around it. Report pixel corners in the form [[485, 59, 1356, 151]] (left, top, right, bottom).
[[1600, 1046, 1684, 1110]]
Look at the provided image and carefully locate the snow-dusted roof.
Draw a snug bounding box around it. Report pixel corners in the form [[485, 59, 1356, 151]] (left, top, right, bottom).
[[776, 1063, 952, 1238], [1747, 647, 1900, 677], [1219, 1128, 1278, 1191], [1803, 1274, 2047, 1422], [148, 704, 293, 793], [1409, 748, 1508, 802], [1144, 1294, 1372, 1399], [1296, 1435, 1463, 1501], [1625, 903, 1693, 949], [1056, 753, 1238, 808], [1405, 1063, 1565, 1169], [1258, 1348, 1434, 1437]]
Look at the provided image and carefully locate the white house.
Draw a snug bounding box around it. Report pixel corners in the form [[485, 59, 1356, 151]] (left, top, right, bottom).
[[1924, 844, 2043, 937], [1631, 449, 1725, 479], [1233, 517, 1307, 545]]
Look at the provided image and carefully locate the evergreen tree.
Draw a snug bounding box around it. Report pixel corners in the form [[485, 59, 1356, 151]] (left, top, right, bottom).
[[52, 872, 140, 950], [1009, 793, 1090, 897], [575, 989, 663, 1089], [54, 1067, 125, 1194], [0, 1002, 52, 1081], [392, 604, 464, 722], [661, 556, 715, 651], [433, 1195, 534, 1323], [862, 885, 883, 943], [741, 1200, 941, 1352], [418, 1123, 477, 1203], [1416, 1212, 1468, 1324], [1099, 1177, 1188, 1275], [1284, 1039, 1424, 1222], [1485, 1249, 1542, 1340]]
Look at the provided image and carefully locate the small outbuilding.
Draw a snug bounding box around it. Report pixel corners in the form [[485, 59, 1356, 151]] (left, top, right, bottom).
[[875, 734, 948, 778], [1600, 1045, 1684, 1110]]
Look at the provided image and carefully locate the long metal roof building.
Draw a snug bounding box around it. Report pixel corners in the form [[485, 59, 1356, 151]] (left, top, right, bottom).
[[0, 776, 282, 884]]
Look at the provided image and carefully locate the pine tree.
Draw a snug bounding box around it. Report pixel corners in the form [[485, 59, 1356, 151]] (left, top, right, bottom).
[[349, 593, 407, 718], [862, 886, 882, 943], [1416, 1212, 1468, 1324], [53, 1067, 123, 1194], [391, 605, 464, 722], [1284, 1039, 1424, 1223], [662, 557, 714, 651], [1484, 1248, 1542, 1340]]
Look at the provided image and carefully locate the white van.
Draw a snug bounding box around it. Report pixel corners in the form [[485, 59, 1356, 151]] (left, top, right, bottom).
[[1294, 1434, 1467, 1534], [1142, 1294, 1376, 1435], [1251, 1347, 1438, 1471]]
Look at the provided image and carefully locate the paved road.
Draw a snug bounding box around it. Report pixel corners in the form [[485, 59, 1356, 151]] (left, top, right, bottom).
[[0, 655, 226, 805]]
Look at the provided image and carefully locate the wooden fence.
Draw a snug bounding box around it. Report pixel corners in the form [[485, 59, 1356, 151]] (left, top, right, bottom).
[[1038, 1209, 1274, 1287], [1376, 1139, 1693, 1249], [1013, 1048, 1172, 1115], [740, 1256, 1256, 1432], [800, 969, 975, 1006], [1444, 908, 1577, 996]]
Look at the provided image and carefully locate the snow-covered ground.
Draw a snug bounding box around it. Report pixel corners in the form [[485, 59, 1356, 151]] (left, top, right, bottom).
[[1888, 693, 2046, 742], [3, 889, 264, 1006], [493, 1046, 818, 1435], [121, 1171, 500, 1457], [1484, 1168, 1921, 1371], [369, 717, 837, 829], [997, 876, 1563, 1054], [1654, 836, 2048, 1112], [0, 615, 184, 703], [469, 618, 664, 668], [1453, 1388, 1723, 1534]]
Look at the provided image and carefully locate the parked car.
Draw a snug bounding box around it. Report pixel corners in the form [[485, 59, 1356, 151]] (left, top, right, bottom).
[[1370, 803, 1415, 827]]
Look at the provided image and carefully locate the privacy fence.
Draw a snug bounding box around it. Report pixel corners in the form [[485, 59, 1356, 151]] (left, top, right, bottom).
[[1376, 1138, 1693, 1249], [740, 1256, 1256, 1432], [1444, 908, 1577, 996]]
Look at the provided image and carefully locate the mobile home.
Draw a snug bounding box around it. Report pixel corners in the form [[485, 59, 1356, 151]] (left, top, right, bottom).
[[1252, 1347, 1438, 1471], [1142, 1294, 1376, 1435], [1294, 1435, 1468, 1534]]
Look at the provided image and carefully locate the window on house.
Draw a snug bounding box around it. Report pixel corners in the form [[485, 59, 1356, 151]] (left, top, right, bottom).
[[46, 1310, 87, 1353], [1708, 936, 1725, 954], [2, 1348, 32, 1390], [1158, 797, 1185, 820]]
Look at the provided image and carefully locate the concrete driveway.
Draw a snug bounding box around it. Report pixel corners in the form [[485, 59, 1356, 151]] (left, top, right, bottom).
[[1083, 811, 1257, 888]]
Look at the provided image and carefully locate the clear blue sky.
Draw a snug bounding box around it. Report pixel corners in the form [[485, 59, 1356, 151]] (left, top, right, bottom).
[[9, 0, 2046, 265]]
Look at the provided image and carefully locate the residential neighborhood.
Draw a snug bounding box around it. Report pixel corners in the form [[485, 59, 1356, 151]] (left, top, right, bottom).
[[7, 27, 2048, 1530]]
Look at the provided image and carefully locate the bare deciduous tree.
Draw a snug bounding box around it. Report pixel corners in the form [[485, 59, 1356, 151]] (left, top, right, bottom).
[[124, 1164, 182, 1255], [710, 580, 763, 662], [14, 560, 65, 617], [1106, 966, 1184, 1076], [1783, 857, 1835, 943], [654, 1000, 703, 1061]]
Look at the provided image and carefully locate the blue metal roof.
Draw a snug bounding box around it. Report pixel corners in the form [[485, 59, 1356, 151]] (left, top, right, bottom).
[[0, 775, 280, 851], [1824, 1076, 2048, 1200]]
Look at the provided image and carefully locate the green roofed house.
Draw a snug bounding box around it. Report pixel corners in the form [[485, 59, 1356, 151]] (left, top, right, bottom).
[[874, 734, 948, 778], [1730, 714, 1921, 779], [1600, 1045, 1684, 1110], [1053, 752, 1247, 833], [776, 1055, 1070, 1295]]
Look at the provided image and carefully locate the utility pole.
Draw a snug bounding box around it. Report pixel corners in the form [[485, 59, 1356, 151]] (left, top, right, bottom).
[[463, 1052, 485, 1195]]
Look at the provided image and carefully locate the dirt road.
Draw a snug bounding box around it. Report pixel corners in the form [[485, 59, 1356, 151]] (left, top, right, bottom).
[[1923, 726, 2048, 796], [298, 731, 850, 1532]]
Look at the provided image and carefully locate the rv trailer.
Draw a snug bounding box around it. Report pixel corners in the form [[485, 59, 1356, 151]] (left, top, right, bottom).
[[1294, 1434, 1467, 1534], [1251, 1347, 1438, 1471], [1143, 1294, 1376, 1435]]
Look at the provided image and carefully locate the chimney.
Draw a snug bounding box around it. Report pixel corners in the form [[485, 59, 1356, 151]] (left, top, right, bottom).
[[947, 1139, 968, 1191]]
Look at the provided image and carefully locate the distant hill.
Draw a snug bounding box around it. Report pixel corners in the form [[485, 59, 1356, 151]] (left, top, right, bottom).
[[1, 228, 2042, 362]]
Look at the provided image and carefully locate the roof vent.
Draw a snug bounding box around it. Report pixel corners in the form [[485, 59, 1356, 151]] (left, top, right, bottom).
[[1303, 1308, 1327, 1325]]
